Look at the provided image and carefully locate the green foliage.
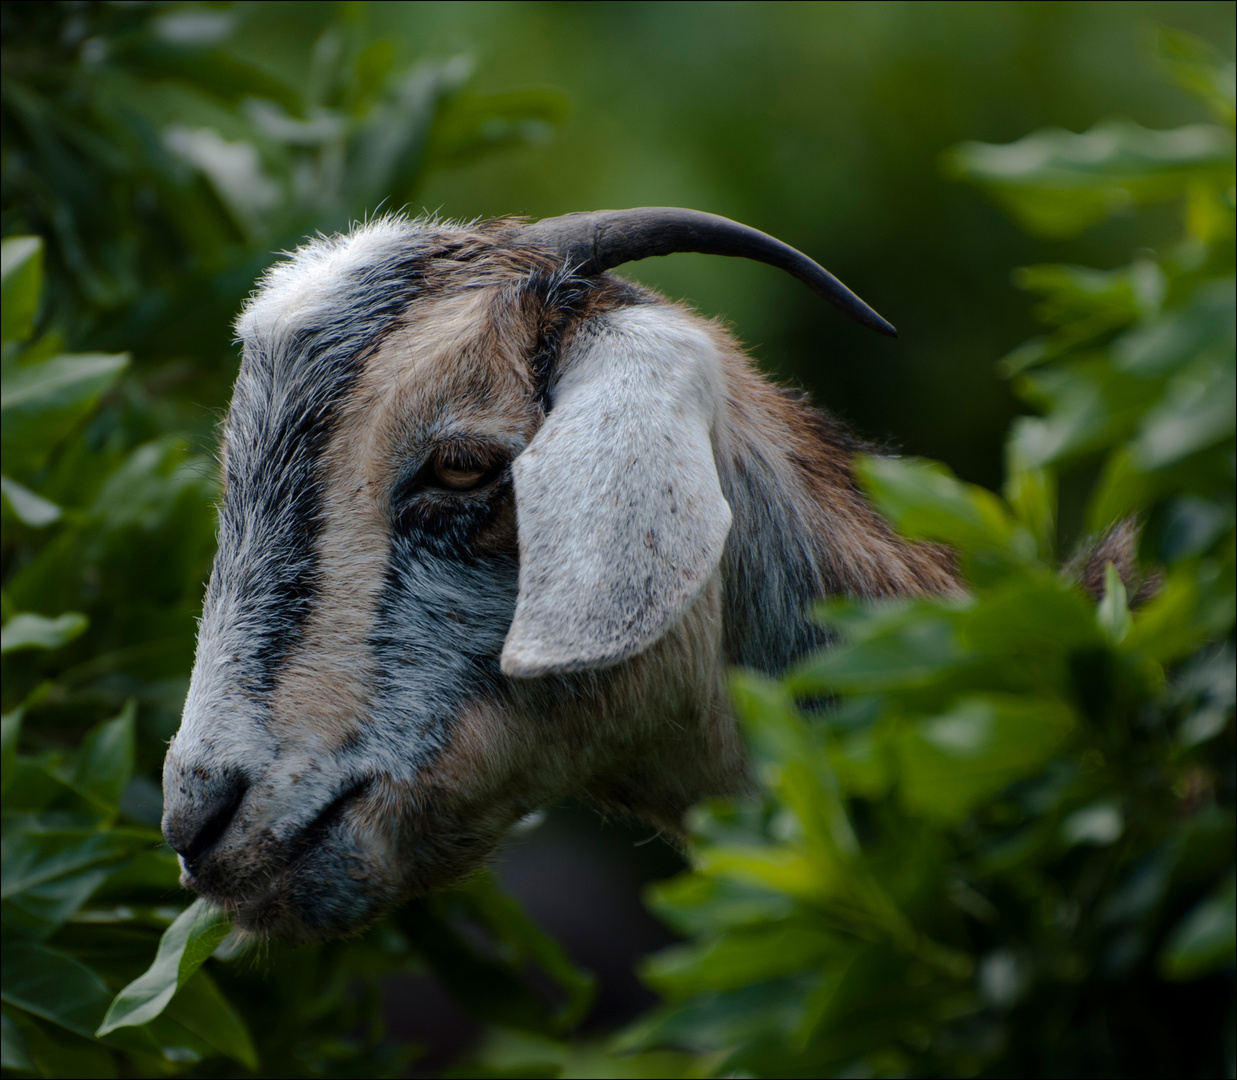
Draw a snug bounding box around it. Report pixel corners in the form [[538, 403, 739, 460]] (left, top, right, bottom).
[[944, 32, 1234, 243], [472, 27, 1234, 1080], [0, 1, 566, 343], [2, 5, 584, 1077], [95, 899, 233, 1040]]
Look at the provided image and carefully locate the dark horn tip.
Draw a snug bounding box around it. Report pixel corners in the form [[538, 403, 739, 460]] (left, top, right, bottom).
[[871, 314, 899, 339]]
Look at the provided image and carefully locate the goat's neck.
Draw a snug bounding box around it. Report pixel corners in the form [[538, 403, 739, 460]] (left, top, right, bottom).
[[713, 357, 958, 674]]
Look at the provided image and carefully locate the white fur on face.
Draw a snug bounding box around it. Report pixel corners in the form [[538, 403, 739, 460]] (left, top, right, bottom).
[[235, 216, 418, 346]]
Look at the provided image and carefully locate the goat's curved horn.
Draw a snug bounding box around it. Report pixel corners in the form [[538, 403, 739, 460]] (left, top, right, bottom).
[[522, 207, 897, 338]]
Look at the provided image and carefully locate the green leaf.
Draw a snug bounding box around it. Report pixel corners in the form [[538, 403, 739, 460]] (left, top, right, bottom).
[[1123, 567, 1210, 663], [1, 1009, 33, 1072], [0, 475, 62, 527], [899, 694, 1076, 822], [174, 904, 234, 984], [0, 941, 113, 1038], [1097, 562, 1132, 644], [730, 672, 861, 866], [1011, 261, 1166, 355], [1009, 359, 1162, 471], [856, 455, 1034, 559], [1, 707, 21, 796], [12, 1014, 118, 1080], [0, 236, 43, 346], [1154, 27, 1237, 128], [96, 898, 232, 1036], [72, 702, 137, 813], [645, 874, 797, 938], [643, 922, 836, 999], [122, 37, 301, 110], [0, 352, 129, 469], [1131, 352, 1236, 469], [945, 119, 1234, 237], [89, 437, 213, 534], [160, 969, 258, 1070], [1086, 445, 1159, 531], [1113, 278, 1235, 377], [3, 865, 119, 937], [791, 606, 964, 695], [1159, 871, 1237, 980], [0, 352, 128, 415], [614, 975, 813, 1057], [695, 846, 833, 905], [1, 825, 137, 933], [1, 827, 133, 900], [1003, 463, 1056, 559], [959, 574, 1100, 657], [0, 611, 88, 654]]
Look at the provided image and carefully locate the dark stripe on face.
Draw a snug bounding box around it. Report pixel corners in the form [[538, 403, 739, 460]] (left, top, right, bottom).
[[210, 242, 441, 695], [366, 540, 519, 770], [521, 269, 597, 412]]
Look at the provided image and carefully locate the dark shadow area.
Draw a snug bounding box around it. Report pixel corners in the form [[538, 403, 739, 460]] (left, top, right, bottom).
[[385, 803, 686, 1073]]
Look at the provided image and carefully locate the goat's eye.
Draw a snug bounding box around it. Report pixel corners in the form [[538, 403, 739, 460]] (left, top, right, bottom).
[[432, 458, 489, 490], [393, 447, 509, 525]]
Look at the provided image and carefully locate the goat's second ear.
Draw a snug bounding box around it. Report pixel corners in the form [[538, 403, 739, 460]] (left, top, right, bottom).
[[501, 304, 732, 677]]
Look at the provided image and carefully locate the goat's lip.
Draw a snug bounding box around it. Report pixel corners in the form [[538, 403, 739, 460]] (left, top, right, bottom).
[[180, 776, 374, 909], [279, 775, 374, 872], [231, 776, 383, 941]]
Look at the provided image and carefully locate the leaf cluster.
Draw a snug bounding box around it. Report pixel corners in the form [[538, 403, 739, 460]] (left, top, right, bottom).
[[2, 5, 582, 1077], [467, 27, 1236, 1080], [0, 0, 566, 352]]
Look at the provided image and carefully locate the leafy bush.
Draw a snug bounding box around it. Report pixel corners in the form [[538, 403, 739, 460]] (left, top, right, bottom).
[[551, 30, 1231, 1080], [2, 6, 582, 1077], [1, 1, 565, 345]]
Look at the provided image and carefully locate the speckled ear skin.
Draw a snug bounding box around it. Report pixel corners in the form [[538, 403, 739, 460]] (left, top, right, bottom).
[[501, 302, 733, 677]]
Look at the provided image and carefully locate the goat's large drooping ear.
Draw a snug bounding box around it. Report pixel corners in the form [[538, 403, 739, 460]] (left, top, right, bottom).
[[501, 304, 732, 677]]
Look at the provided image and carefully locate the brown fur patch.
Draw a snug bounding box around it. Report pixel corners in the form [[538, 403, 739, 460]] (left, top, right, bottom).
[[709, 324, 960, 602]]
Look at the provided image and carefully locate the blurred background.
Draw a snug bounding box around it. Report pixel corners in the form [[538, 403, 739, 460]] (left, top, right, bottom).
[[2, 3, 1233, 1077], [7, 1, 1234, 479]]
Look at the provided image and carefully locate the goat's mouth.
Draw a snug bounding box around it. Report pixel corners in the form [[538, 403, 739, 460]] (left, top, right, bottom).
[[184, 777, 389, 941], [279, 776, 374, 872]]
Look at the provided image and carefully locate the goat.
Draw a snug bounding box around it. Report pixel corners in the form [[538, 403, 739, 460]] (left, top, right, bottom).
[[162, 208, 960, 940]]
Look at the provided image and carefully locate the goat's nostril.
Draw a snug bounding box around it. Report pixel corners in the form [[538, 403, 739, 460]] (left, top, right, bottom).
[[166, 778, 246, 865]]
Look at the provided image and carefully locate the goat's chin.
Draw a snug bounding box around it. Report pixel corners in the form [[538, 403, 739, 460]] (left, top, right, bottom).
[[228, 886, 381, 944], [184, 830, 404, 943]]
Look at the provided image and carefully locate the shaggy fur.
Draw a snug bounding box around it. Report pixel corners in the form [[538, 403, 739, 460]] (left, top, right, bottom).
[[163, 214, 960, 940]]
